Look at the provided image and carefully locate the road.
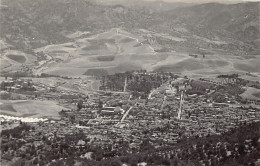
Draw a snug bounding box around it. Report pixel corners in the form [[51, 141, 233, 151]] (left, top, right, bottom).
[[120, 106, 133, 122], [208, 127, 217, 134], [123, 77, 127, 92], [148, 89, 156, 99], [119, 102, 137, 123], [160, 96, 167, 110]]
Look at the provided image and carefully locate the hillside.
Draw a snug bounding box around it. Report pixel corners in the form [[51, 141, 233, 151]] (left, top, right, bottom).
[[32, 28, 158, 76], [162, 2, 260, 43], [0, 0, 259, 76], [1, 0, 259, 51], [31, 28, 260, 77]]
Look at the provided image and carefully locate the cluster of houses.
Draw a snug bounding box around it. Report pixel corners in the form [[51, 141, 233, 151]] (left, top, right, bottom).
[[0, 78, 35, 93]]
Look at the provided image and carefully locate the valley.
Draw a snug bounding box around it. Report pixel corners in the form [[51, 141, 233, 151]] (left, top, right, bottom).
[[0, 0, 260, 166]]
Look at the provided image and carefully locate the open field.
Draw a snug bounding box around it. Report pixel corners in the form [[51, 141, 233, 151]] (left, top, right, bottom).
[[0, 49, 37, 73], [35, 28, 154, 56], [239, 73, 260, 82], [234, 62, 260, 73], [97, 56, 115, 61], [240, 87, 260, 100], [153, 51, 260, 77], [32, 28, 158, 76], [1, 28, 254, 78], [0, 100, 66, 119], [6, 54, 26, 63], [29, 76, 99, 93]]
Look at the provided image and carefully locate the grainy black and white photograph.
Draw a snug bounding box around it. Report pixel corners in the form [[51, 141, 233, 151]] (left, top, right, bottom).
[[0, 0, 259, 165]]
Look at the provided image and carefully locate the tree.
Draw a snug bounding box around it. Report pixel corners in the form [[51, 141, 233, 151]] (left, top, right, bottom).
[[219, 145, 227, 161], [33, 158, 39, 165], [238, 144, 246, 156], [77, 100, 84, 111], [92, 147, 104, 161], [252, 136, 259, 148], [128, 155, 139, 166], [140, 139, 154, 152], [98, 100, 103, 114], [108, 159, 122, 166]]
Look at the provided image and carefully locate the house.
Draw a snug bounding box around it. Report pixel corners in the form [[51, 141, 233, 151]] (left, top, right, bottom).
[[100, 106, 124, 116], [213, 103, 229, 108], [76, 140, 86, 147]]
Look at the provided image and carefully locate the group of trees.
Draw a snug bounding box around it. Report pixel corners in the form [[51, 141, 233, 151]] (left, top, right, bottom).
[[2, 121, 259, 166], [1, 123, 31, 139], [1, 71, 31, 78], [1, 124, 35, 164], [217, 74, 260, 90], [210, 84, 245, 103], [187, 80, 214, 95], [2, 126, 96, 166], [127, 73, 169, 92], [128, 80, 153, 98], [86, 122, 259, 166], [100, 71, 172, 98], [100, 73, 126, 91]]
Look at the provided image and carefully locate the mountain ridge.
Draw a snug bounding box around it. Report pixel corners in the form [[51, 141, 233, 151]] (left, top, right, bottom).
[[0, 0, 259, 76], [0, 0, 259, 52]]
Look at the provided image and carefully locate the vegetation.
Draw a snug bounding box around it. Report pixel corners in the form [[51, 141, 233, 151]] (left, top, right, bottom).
[[1, 123, 31, 139], [6, 54, 26, 63], [97, 56, 115, 62], [84, 69, 109, 77], [77, 121, 259, 166], [100, 71, 170, 98], [2, 121, 256, 166]]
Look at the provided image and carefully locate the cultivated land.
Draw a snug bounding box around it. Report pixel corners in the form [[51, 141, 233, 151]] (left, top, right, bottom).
[[32, 29, 157, 76], [0, 100, 65, 119], [240, 87, 260, 100], [4, 27, 255, 78]]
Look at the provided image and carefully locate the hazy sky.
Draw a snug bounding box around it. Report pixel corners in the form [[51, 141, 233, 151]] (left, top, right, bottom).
[[100, 0, 259, 3], [143, 0, 259, 1], [154, 0, 259, 2]]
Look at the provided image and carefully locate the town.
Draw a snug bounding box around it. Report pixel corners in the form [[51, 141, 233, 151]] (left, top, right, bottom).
[[1, 0, 260, 165], [1, 71, 260, 166]]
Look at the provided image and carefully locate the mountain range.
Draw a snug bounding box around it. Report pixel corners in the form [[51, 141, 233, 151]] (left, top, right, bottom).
[[0, 0, 259, 76], [0, 0, 259, 51]]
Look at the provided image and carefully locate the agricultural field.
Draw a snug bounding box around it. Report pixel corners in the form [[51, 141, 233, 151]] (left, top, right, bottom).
[[6, 54, 26, 63], [0, 49, 37, 73], [239, 73, 260, 82], [0, 100, 66, 119], [2, 27, 259, 78], [32, 28, 158, 76], [153, 51, 260, 78], [240, 87, 260, 100], [30, 76, 99, 93]]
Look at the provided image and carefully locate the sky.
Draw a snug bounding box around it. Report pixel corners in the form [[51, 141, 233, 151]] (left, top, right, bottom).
[[99, 0, 259, 3], [143, 0, 259, 1], [149, 0, 259, 2]]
